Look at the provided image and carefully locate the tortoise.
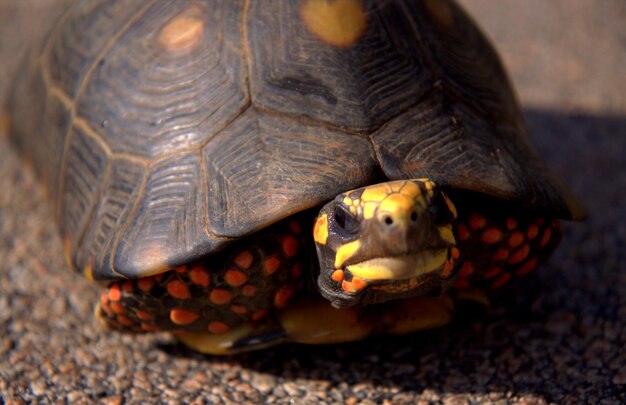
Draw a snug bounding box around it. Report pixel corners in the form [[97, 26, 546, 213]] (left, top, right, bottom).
[[6, 0, 583, 355]]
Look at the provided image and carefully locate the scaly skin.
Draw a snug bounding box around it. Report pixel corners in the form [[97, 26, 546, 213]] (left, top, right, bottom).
[[97, 180, 561, 354]]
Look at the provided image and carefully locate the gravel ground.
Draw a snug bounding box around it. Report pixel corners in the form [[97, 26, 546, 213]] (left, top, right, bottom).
[[1, 1, 624, 403]]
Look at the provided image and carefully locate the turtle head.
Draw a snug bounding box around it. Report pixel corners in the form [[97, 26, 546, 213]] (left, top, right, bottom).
[[314, 179, 460, 308]]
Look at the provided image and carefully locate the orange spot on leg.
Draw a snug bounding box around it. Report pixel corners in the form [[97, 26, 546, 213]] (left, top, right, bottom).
[[492, 248, 509, 262], [234, 251, 253, 269], [274, 287, 296, 309], [137, 277, 155, 292], [527, 224, 539, 239], [506, 217, 517, 230], [508, 231, 525, 248], [458, 224, 470, 241], [539, 228, 553, 248], [225, 269, 248, 287], [189, 266, 210, 287], [282, 235, 299, 258], [108, 283, 121, 301], [170, 308, 199, 325], [210, 289, 232, 305], [207, 321, 230, 334], [263, 256, 281, 275], [252, 309, 269, 321], [167, 279, 191, 299], [230, 305, 247, 315], [111, 302, 127, 315], [242, 285, 256, 297], [116, 315, 134, 327], [135, 310, 153, 321], [291, 263, 302, 278], [469, 213, 486, 230], [508, 245, 530, 265], [289, 221, 302, 234], [516, 257, 538, 276], [492, 273, 512, 289], [481, 227, 503, 244], [141, 323, 161, 332], [483, 266, 502, 279]]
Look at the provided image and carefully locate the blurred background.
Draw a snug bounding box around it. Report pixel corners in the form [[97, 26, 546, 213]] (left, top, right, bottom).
[[1, 1, 624, 403]]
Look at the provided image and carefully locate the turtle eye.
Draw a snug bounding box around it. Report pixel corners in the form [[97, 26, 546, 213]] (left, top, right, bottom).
[[333, 205, 359, 234]]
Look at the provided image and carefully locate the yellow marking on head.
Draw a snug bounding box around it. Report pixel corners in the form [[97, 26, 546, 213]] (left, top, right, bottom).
[[438, 225, 456, 245], [159, 8, 205, 53], [314, 213, 329, 245], [360, 183, 391, 203], [342, 196, 353, 207], [362, 201, 378, 220], [441, 193, 457, 218], [378, 193, 416, 219], [334, 239, 361, 269], [300, 0, 367, 48], [399, 181, 421, 198]]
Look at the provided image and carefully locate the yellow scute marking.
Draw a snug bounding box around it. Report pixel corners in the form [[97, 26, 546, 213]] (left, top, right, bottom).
[[360, 183, 391, 203], [362, 201, 378, 220], [159, 8, 205, 53], [334, 240, 361, 268], [313, 213, 329, 245], [300, 0, 367, 48], [399, 181, 421, 198], [379, 193, 414, 216]]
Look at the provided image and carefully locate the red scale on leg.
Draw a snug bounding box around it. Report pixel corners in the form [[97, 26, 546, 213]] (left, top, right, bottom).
[[453, 195, 562, 293], [97, 217, 308, 335]]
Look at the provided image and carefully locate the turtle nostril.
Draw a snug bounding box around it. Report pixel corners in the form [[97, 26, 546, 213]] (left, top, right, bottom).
[[410, 211, 418, 222], [384, 216, 393, 226]]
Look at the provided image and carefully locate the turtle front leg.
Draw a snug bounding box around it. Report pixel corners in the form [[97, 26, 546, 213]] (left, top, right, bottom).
[[177, 293, 454, 355], [96, 219, 306, 337], [452, 194, 562, 292]]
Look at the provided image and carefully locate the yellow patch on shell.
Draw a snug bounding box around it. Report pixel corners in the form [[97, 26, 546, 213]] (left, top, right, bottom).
[[334, 239, 361, 269], [313, 213, 329, 245], [159, 7, 205, 54], [1, 109, 10, 139], [300, 0, 367, 48], [423, 0, 455, 30], [83, 263, 95, 281]]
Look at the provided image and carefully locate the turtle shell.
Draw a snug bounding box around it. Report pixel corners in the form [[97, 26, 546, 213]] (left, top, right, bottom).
[[7, 0, 582, 281]]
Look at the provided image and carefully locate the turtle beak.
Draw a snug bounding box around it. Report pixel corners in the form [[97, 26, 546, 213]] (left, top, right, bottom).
[[313, 179, 459, 308]]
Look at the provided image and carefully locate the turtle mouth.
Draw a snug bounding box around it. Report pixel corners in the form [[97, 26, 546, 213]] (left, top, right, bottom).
[[332, 247, 452, 299], [343, 248, 449, 282]]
